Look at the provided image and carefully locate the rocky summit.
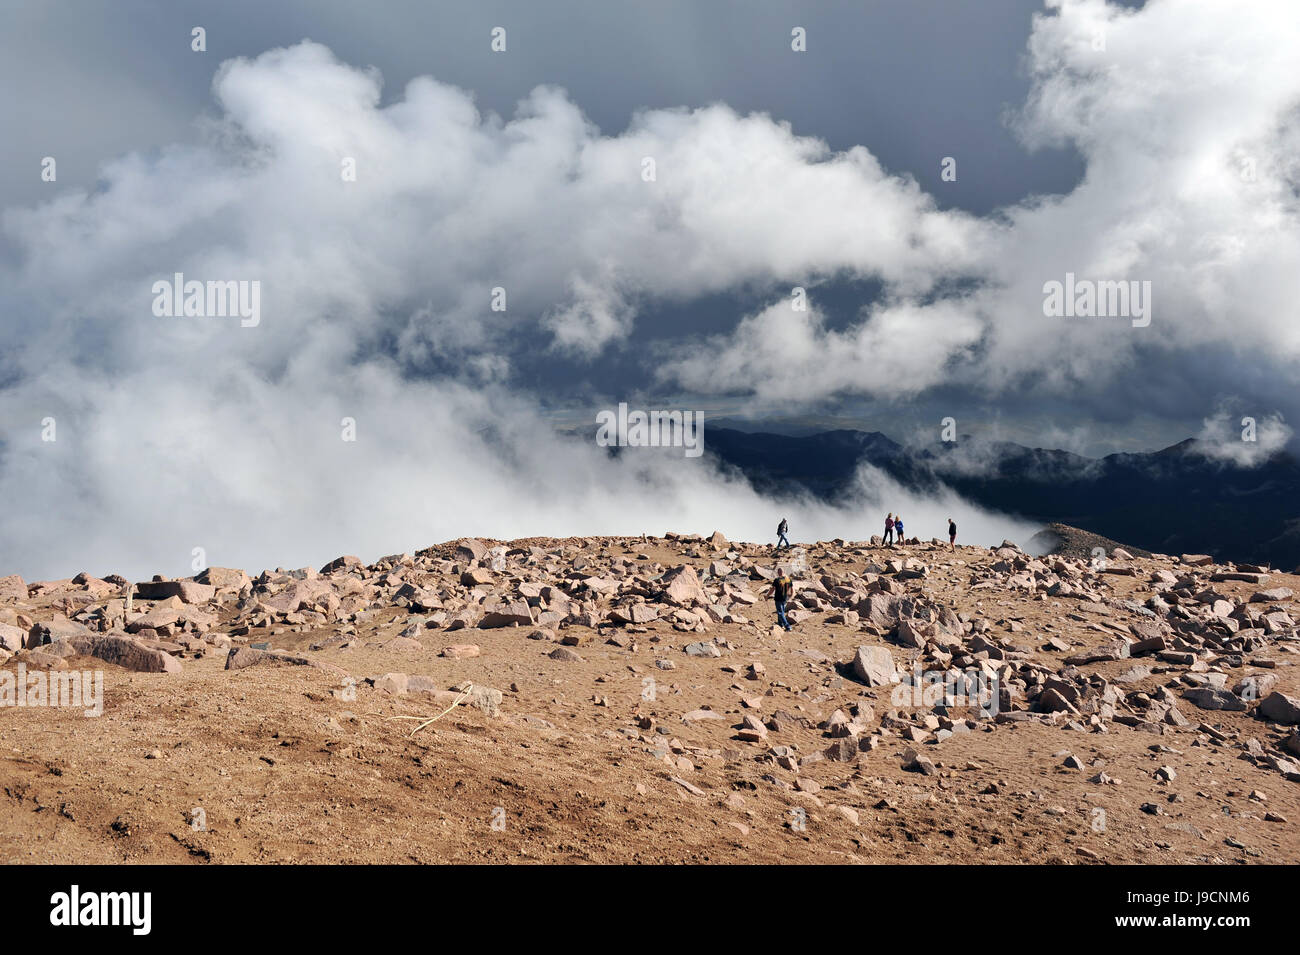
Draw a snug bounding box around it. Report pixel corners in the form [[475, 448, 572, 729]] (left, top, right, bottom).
[[1, 528, 1298, 864]]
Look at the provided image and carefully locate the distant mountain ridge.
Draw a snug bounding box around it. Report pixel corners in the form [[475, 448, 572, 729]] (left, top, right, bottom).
[[701, 428, 1300, 570]]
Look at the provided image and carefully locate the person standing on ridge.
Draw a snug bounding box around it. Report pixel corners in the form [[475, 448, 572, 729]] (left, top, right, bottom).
[[769, 568, 794, 631], [894, 514, 905, 546], [776, 517, 791, 551], [948, 517, 957, 551], [884, 513, 895, 546]]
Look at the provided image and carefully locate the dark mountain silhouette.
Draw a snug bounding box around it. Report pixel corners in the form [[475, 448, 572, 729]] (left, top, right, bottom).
[[703, 428, 1300, 570]]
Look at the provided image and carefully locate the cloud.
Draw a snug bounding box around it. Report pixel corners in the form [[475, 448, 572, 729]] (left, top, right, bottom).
[[1192, 401, 1293, 466], [3, 2, 1297, 579], [658, 0, 1300, 420]]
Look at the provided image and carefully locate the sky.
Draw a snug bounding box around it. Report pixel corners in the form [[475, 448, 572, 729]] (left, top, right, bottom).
[[1, 0, 1297, 580]]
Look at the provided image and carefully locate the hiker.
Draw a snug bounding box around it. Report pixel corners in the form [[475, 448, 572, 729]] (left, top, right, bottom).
[[769, 568, 794, 631], [894, 514, 905, 546], [776, 517, 791, 551], [948, 517, 957, 551], [883, 513, 894, 545]]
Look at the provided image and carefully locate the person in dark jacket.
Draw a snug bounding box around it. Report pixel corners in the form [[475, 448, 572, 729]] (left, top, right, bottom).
[[776, 517, 791, 551], [770, 570, 794, 631], [948, 517, 957, 551]]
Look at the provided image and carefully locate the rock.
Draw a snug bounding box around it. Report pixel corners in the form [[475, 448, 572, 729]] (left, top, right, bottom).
[[609, 603, 658, 625], [319, 555, 362, 574], [735, 713, 768, 742], [380, 636, 423, 652], [902, 748, 937, 775], [478, 601, 534, 628], [1233, 672, 1280, 701], [1211, 571, 1270, 584], [53, 633, 182, 674], [1182, 687, 1247, 711], [1180, 554, 1214, 566], [1128, 632, 1168, 656], [374, 672, 409, 695], [823, 739, 858, 762], [1258, 692, 1300, 725], [850, 645, 898, 687], [0, 575, 27, 600], [1114, 665, 1153, 684], [442, 644, 480, 659], [661, 565, 707, 607], [460, 568, 496, 587], [548, 647, 584, 663], [197, 567, 251, 591], [124, 607, 182, 635], [25, 650, 67, 669], [1065, 641, 1130, 665], [454, 539, 491, 563], [684, 641, 721, 658], [683, 709, 724, 722], [1252, 587, 1294, 603], [454, 683, 503, 716], [26, 617, 93, 649], [1039, 687, 1080, 714], [134, 580, 216, 604], [0, 622, 26, 653], [225, 647, 320, 672]]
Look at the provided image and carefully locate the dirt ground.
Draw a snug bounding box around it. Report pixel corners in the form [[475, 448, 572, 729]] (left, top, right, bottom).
[[2, 538, 1298, 864]]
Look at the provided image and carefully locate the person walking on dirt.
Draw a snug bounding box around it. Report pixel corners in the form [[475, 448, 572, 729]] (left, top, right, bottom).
[[769, 569, 795, 631], [948, 517, 957, 551], [776, 517, 791, 551], [884, 513, 895, 546]]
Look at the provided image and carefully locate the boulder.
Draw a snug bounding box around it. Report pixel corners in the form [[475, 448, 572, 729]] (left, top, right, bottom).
[[0, 622, 26, 653], [1233, 672, 1280, 701], [454, 539, 491, 563], [53, 633, 181, 674], [125, 607, 183, 635], [1182, 687, 1247, 712], [374, 672, 409, 695], [134, 580, 216, 604], [660, 565, 707, 607], [225, 647, 315, 671], [197, 567, 251, 591], [478, 600, 535, 628], [1258, 692, 1300, 725], [26, 617, 93, 649], [319, 555, 362, 575], [851, 645, 898, 687]]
